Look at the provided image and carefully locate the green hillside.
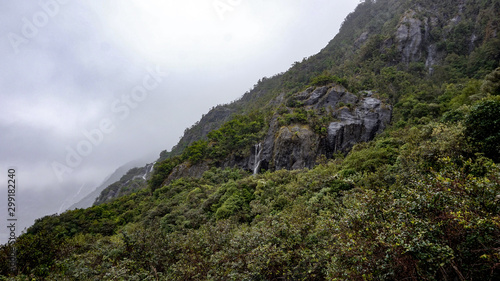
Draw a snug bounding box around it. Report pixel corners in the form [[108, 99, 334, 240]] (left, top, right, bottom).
[[1, 0, 500, 280]]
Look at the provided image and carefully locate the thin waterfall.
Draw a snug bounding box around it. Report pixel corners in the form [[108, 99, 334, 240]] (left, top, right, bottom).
[[143, 162, 156, 180], [253, 143, 263, 175], [142, 164, 150, 180]]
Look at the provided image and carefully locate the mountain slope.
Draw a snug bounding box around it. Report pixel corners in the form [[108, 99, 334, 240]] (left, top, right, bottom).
[[1, 0, 500, 280]]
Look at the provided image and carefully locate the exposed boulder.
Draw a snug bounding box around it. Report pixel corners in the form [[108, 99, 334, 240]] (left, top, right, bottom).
[[327, 96, 392, 155], [273, 125, 319, 170], [165, 161, 210, 184]]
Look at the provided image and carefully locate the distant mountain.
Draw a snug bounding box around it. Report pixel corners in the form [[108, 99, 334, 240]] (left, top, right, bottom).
[[68, 160, 150, 210]]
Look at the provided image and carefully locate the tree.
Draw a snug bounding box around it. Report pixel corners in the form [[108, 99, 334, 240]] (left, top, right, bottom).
[[464, 97, 500, 161], [184, 140, 208, 164]]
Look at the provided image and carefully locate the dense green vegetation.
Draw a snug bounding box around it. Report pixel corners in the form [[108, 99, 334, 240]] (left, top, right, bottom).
[[2, 0, 500, 279], [1, 118, 499, 280]]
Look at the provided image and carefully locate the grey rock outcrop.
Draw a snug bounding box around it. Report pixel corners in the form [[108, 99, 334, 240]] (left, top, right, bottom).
[[395, 10, 423, 64], [326, 96, 391, 155], [246, 85, 392, 172]]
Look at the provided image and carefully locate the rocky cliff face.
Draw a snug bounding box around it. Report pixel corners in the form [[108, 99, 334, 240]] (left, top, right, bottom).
[[394, 1, 493, 72], [266, 86, 391, 171], [395, 10, 424, 64], [216, 85, 392, 174], [350, 0, 492, 73]]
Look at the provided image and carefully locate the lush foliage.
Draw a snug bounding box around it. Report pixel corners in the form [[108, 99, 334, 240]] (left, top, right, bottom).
[[464, 96, 500, 161], [206, 113, 266, 160], [310, 74, 347, 87], [149, 113, 266, 191], [1, 120, 499, 280]]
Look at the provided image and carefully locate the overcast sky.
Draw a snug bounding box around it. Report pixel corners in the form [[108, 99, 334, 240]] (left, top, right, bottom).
[[0, 0, 359, 243]]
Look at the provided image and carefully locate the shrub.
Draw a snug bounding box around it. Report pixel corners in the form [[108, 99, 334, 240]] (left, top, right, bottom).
[[184, 140, 208, 164], [481, 67, 500, 96], [310, 74, 347, 87]]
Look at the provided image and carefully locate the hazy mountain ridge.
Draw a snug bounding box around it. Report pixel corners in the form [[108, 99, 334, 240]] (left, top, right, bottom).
[[68, 160, 150, 210]]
